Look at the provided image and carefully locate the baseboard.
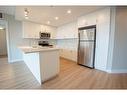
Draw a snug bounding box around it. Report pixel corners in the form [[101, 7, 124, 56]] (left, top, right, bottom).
[[106, 69, 112, 73], [91, 68, 127, 74], [95, 68, 107, 73], [9, 59, 23, 63], [106, 69, 127, 73]]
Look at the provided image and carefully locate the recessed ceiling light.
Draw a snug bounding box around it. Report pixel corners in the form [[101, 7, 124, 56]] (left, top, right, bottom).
[[24, 8, 29, 14], [47, 21, 50, 24], [67, 10, 71, 14], [24, 8, 29, 19], [55, 17, 59, 20], [25, 14, 28, 17], [24, 11, 28, 14], [25, 16, 29, 19]]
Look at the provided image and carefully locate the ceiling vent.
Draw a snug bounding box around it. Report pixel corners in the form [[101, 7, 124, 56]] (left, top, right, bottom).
[[0, 13, 4, 20]]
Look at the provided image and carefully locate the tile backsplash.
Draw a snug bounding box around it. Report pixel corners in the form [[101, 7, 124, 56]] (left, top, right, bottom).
[[56, 38, 78, 51], [20, 39, 57, 47], [20, 38, 78, 51]]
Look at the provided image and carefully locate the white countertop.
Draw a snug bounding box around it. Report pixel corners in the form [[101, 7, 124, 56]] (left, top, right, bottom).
[[19, 46, 59, 54]]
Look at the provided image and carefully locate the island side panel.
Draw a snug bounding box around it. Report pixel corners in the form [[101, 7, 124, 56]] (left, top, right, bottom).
[[39, 50, 60, 82], [23, 52, 41, 84]]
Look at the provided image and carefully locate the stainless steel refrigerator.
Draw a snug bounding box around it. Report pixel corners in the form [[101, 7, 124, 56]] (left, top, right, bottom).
[[78, 25, 96, 68]]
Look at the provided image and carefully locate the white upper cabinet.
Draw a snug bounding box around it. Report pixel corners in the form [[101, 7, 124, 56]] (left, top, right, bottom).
[[56, 21, 78, 39], [78, 13, 97, 28], [22, 21, 41, 38], [78, 8, 110, 28], [23, 21, 57, 39]]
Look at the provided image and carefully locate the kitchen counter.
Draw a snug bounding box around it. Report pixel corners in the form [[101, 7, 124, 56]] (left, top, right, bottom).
[[19, 46, 60, 84], [19, 46, 59, 54]]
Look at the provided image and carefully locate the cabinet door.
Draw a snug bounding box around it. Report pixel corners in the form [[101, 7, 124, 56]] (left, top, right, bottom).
[[56, 27, 65, 39], [22, 21, 41, 38], [50, 27, 57, 39], [33, 23, 41, 38], [56, 22, 78, 39], [60, 49, 77, 62], [78, 14, 97, 28], [46, 26, 57, 39]]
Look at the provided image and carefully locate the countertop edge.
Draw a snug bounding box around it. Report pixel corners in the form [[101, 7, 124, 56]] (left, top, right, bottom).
[[19, 46, 60, 54]]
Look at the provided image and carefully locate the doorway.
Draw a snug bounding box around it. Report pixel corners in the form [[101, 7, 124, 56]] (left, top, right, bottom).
[[0, 20, 8, 61]]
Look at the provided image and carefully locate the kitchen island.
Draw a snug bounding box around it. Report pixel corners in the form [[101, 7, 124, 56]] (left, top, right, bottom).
[[19, 46, 60, 84]]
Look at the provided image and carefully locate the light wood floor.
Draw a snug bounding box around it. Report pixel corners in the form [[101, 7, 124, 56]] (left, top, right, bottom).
[[0, 57, 127, 89]]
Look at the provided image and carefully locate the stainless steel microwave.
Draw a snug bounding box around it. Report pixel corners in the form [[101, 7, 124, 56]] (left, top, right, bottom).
[[40, 32, 51, 39]]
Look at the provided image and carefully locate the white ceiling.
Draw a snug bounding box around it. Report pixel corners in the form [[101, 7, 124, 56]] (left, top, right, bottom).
[[0, 6, 105, 27], [15, 6, 105, 27]]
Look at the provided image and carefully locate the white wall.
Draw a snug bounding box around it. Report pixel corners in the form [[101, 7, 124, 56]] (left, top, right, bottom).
[[4, 14, 24, 62], [111, 7, 127, 73], [106, 7, 116, 72], [0, 29, 7, 56]]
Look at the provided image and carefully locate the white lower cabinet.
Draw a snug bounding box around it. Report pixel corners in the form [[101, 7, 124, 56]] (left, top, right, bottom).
[[60, 49, 77, 62], [23, 50, 59, 84]]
